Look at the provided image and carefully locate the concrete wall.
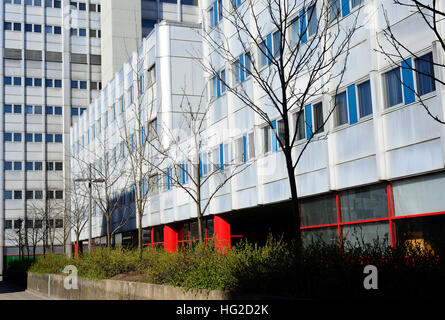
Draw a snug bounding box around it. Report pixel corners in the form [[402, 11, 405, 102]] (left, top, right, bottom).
[[27, 272, 238, 300]]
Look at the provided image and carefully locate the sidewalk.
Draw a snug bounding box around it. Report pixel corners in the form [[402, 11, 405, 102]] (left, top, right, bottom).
[[0, 280, 52, 300]]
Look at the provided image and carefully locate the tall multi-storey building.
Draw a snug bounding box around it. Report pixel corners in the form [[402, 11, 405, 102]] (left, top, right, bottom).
[[0, 0, 102, 276], [100, 0, 200, 85], [70, 0, 445, 254]]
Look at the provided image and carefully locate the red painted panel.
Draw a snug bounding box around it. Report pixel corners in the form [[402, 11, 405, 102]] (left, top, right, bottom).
[[214, 215, 231, 250], [164, 224, 178, 252]]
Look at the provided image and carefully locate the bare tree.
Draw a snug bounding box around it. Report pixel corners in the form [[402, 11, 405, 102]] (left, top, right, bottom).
[[200, 0, 361, 245], [376, 0, 445, 123], [153, 87, 252, 245], [118, 57, 164, 259], [72, 135, 132, 247], [67, 179, 90, 257]]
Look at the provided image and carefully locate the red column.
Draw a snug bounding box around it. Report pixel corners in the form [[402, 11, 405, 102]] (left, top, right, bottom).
[[74, 243, 78, 257], [164, 224, 179, 252], [214, 215, 231, 250]]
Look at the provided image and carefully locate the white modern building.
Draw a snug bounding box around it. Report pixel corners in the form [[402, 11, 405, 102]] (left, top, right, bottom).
[[71, 0, 445, 254], [0, 0, 102, 275]]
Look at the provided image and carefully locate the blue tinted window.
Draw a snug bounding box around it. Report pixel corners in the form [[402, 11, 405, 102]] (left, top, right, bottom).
[[14, 133, 22, 142], [385, 67, 403, 107], [35, 0, 41, 5], [4, 22, 12, 30], [45, 0, 52, 7], [34, 78, 42, 87], [71, 81, 78, 89], [79, 81, 87, 89], [25, 133, 33, 142], [358, 80, 372, 118], [45, 79, 53, 87], [26, 162, 33, 170], [25, 24, 33, 32], [54, 80, 62, 88], [13, 23, 21, 31], [35, 134, 42, 142], [46, 106, 53, 114], [55, 134, 63, 143], [54, 0, 61, 7], [4, 105, 12, 113], [14, 77, 22, 86], [34, 105, 42, 114], [4, 77, 12, 85], [54, 106, 62, 115], [35, 162, 43, 170], [14, 162, 22, 170], [4, 133, 12, 142], [415, 52, 435, 96], [34, 24, 41, 33], [14, 105, 22, 113], [45, 26, 52, 33], [4, 162, 13, 170], [25, 105, 33, 114], [71, 108, 78, 116], [25, 78, 33, 86], [79, 29, 86, 37], [54, 26, 61, 34], [79, 2, 86, 10], [70, 28, 77, 36], [46, 134, 53, 143], [4, 191, 13, 200]]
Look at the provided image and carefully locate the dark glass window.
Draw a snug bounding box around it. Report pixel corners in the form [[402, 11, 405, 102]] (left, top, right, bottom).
[[385, 67, 403, 107], [340, 184, 388, 222], [358, 80, 372, 117], [301, 194, 337, 227], [334, 91, 348, 126], [415, 52, 436, 96]]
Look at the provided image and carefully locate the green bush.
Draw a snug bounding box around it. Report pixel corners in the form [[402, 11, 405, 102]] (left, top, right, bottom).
[[24, 237, 445, 298], [28, 254, 70, 275]]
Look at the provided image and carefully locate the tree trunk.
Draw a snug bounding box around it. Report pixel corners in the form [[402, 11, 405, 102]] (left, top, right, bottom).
[[138, 201, 143, 260], [76, 231, 80, 258], [196, 163, 203, 242], [106, 214, 111, 247], [284, 151, 302, 246]]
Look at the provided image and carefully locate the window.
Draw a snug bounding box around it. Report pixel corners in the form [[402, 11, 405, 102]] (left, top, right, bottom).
[[263, 126, 271, 153], [55, 190, 63, 199], [14, 191, 22, 199], [4, 162, 13, 171], [307, 4, 317, 37], [147, 65, 156, 88], [210, 69, 226, 99], [14, 162, 22, 170], [329, 0, 341, 22], [295, 111, 305, 140], [273, 31, 281, 58], [357, 80, 372, 117], [313, 102, 324, 133], [4, 191, 13, 200], [340, 184, 388, 222], [4, 220, 12, 230], [234, 136, 246, 163], [384, 67, 403, 108], [415, 52, 435, 96], [334, 91, 348, 126], [259, 40, 269, 68]]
